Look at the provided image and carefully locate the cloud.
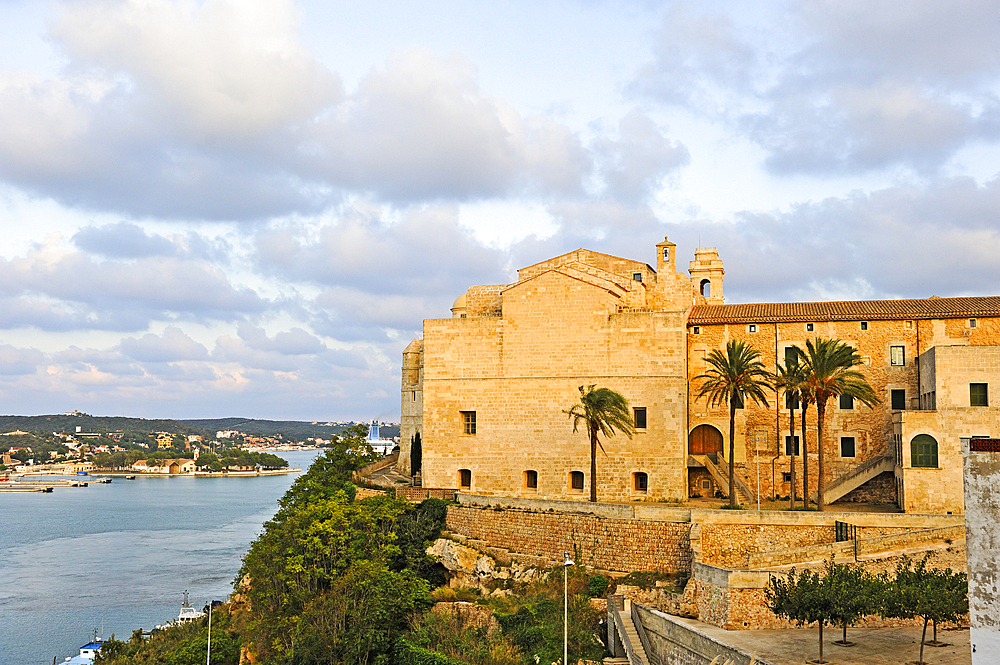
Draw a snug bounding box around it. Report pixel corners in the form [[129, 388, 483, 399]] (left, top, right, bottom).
[[0, 239, 267, 331], [592, 110, 689, 203], [0, 4, 593, 218], [632, 1, 1000, 175], [306, 48, 592, 202], [73, 222, 178, 258], [119, 327, 209, 363], [666, 175, 1000, 303], [255, 204, 512, 338], [0, 344, 45, 375]]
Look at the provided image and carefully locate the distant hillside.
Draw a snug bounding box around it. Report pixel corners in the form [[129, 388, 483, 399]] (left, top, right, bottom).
[[0, 414, 399, 442], [180, 418, 400, 441]]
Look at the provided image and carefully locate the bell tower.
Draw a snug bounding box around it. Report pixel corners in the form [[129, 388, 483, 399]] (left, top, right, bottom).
[[689, 247, 724, 304], [656, 237, 676, 276]]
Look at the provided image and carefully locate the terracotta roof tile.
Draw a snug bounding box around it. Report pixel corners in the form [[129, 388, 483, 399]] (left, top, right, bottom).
[[688, 296, 1000, 325]]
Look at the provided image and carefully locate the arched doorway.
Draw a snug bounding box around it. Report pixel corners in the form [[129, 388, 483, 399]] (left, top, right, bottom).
[[689, 424, 723, 455]]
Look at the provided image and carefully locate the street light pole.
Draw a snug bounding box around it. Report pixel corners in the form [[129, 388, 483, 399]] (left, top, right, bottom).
[[564, 551, 574, 665]]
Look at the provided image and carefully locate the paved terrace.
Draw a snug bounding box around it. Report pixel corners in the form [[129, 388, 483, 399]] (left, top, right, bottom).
[[671, 615, 971, 665]]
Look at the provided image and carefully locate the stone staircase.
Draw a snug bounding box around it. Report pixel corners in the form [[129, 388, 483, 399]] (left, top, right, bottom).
[[620, 609, 650, 665], [810, 454, 895, 505], [690, 454, 756, 505]]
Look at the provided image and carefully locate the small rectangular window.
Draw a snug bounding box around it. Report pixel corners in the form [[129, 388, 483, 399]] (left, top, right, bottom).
[[786, 392, 799, 410], [701, 479, 711, 490], [633, 273, 642, 282], [781, 472, 792, 482], [890, 346, 905, 366], [784, 347, 799, 367], [633, 407, 647, 429], [570, 471, 585, 490], [461, 411, 477, 435], [524, 470, 538, 489], [663, 247, 669, 260], [841, 437, 856, 458], [839, 394, 854, 410], [459, 468, 471, 488], [634, 472, 648, 492], [411, 391, 416, 402], [806, 323, 814, 332], [891, 389, 906, 411], [970, 318, 977, 328], [860, 321, 868, 330], [905, 320, 913, 329], [971, 383, 989, 407], [785, 436, 800, 456], [748, 324, 757, 333], [692, 326, 701, 334]]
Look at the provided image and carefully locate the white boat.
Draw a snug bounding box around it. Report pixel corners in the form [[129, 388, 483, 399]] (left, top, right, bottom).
[[177, 590, 205, 622], [61, 632, 102, 664]]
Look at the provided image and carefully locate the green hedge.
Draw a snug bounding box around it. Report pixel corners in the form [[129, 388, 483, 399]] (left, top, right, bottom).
[[394, 638, 470, 665]]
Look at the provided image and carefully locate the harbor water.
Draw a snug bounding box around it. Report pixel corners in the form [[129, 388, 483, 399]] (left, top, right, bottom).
[[0, 449, 321, 665]]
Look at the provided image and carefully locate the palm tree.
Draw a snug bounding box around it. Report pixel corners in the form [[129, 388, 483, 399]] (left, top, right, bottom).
[[795, 338, 880, 510], [694, 340, 774, 507], [799, 377, 813, 507], [565, 385, 635, 502], [775, 359, 806, 508]]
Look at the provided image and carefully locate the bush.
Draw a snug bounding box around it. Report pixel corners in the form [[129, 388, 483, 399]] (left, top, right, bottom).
[[395, 638, 472, 665], [587, 575, 610, 598], [617, 571, 677, 591]]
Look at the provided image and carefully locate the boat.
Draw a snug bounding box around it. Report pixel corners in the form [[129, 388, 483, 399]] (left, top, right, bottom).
[[61, 631, 102, 664], [177, 590, 205, 622], [125, 475, 136, 480], [95, 477, 112, 483]]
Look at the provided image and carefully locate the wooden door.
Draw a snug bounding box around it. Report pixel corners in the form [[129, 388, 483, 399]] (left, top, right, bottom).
[[689, 424, 723, 455]]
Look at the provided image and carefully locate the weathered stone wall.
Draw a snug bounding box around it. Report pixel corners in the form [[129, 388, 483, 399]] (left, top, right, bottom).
[[838, 470, 896, 504], [419, 267, 691, 503], [445, 505, 693, 574]]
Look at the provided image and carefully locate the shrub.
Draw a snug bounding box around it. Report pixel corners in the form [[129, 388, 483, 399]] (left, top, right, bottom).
[[587, 575, 610, 598]]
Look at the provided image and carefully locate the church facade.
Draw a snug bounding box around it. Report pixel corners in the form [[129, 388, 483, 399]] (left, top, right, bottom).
[[400, 238, 1000, 513]]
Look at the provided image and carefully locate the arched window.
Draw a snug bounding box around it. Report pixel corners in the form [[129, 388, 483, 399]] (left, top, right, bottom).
[[524, 470, 538, 489], [569, 471, 585, 491], [700, 279, 711, 297], [458, 468, 472, 488], [633, 472, 648, 492], [910, 435, 938, 468]]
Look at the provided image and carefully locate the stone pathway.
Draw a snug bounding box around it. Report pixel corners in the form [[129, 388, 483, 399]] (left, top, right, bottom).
[[672, 616, 971, 665]]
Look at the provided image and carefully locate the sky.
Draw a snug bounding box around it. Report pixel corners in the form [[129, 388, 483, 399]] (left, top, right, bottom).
[[0, 0, 999, 421]]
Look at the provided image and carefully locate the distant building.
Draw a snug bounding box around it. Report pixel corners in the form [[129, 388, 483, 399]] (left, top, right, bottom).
[[401, 238, 1000, 512]]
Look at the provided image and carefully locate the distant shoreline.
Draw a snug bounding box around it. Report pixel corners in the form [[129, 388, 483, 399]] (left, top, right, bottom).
[[15, 468, 302, 478]]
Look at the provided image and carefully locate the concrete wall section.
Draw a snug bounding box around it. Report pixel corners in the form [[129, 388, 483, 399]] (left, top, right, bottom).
[[962, 437, 1000, 665], [635, 604, 775, 665]]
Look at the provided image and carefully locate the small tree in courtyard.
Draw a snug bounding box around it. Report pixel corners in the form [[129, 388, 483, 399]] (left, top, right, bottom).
[[767, 566, 836, 663], [565, 385, 635, 502], [825, 559, 878, 646], [694, 339, 773, 507], [880, 555, 968, 665]]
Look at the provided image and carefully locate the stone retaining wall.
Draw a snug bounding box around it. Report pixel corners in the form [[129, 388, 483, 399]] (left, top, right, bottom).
[[445, 505, 692, 574]]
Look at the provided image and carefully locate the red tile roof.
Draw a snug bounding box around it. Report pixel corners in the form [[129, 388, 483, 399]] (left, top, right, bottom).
[[688, 296, 1000, 325]]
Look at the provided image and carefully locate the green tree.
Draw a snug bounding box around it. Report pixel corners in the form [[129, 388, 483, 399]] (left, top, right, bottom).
[[881, 555, 968, 665], [565, 385, 635, 502], [794, 338, 879, 510], [774, 358, 807, 508], [825, 559, 877, 646], [767, 566, 836, 663], [694, 340, 773, 507]]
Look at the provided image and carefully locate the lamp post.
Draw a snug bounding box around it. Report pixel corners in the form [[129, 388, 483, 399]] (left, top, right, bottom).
[[564, 551, 574, 665]]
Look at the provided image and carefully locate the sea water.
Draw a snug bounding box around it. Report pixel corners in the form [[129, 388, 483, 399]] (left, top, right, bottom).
[[0, 449, 321, 665]]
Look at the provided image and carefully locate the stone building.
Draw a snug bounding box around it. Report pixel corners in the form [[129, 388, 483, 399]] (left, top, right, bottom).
[[400, 239, 1000, 512]]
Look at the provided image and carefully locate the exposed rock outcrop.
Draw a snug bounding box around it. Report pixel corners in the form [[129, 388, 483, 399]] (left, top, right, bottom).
[[427, 537, 548, 594]]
